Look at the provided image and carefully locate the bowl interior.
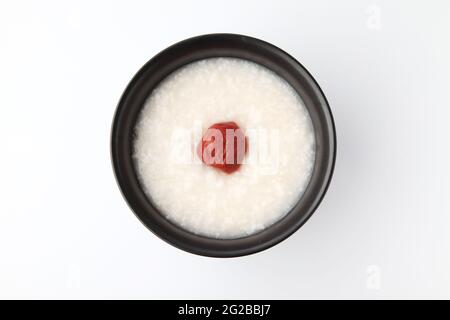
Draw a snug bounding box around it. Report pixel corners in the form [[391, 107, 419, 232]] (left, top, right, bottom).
[[111, 34, 336, 257]]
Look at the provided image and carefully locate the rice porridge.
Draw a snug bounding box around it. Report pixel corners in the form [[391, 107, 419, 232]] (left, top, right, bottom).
[[133, 58, 315, 239]]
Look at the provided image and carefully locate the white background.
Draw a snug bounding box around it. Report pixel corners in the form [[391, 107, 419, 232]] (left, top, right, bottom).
[[1, 0, 449, 299]]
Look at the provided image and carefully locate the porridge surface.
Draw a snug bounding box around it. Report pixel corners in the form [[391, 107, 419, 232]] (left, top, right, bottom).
[[133, 58, 315, 239]]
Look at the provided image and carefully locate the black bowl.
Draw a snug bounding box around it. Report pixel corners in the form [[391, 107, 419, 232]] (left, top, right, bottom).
[[111, 34, 336, 257]]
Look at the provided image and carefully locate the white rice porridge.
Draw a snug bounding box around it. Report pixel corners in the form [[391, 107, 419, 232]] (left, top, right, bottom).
[[133, 58, 315, 239]]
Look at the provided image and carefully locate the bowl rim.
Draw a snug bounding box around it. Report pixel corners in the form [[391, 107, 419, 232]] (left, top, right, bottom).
[[111, 33, 336, 257]]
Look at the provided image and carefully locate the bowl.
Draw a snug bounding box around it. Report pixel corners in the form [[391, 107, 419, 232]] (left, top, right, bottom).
[[111, 33, 336, 257]]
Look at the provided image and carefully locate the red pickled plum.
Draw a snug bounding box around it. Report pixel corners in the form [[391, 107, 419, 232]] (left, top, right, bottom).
[[197, 122, 248, 174]]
